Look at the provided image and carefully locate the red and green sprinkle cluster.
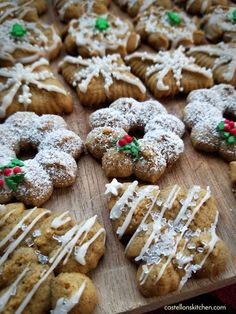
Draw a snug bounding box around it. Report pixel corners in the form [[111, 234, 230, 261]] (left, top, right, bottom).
[[0, 159, 25, 190], [115, 134, 140, 160], [217, 119, 236, 144]]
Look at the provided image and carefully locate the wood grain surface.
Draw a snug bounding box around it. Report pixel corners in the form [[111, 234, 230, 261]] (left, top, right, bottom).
[[42, 2, 236, 313]]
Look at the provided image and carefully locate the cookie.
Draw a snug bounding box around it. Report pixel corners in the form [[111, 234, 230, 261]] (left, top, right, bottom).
[[188, 42, 236, 86], [114, 0, 172, 17], [0, 203, 105, 313], [64, 12, 140, 57], [174, 0, 228, 15], [202, 6, 236, 42], [184, 84, 236, 161], [106, 180, 228, 297], [135, 7, 204, 50], [0, 112, 83, 206], [85, 98, 185, 183], [125, 46, 213, 99], [0, 58, 73, 118], [59, 54, 146, 107], [53, 0, 110, 22], [0, 19, 62, 67]]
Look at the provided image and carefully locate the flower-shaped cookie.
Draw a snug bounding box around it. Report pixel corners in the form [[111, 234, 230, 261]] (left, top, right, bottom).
[[202, 6, 236, 42], [114, 0, 172, 17], [85, 98, 185, 183], [0, 58, 73, 118], [59, 54, 146, 107], [188, 42, 236, 86], [125, 46, 213, 99], [135, 7, 204, 50], [0, 112, 83, 206], [0, 203, 105, 313], [64, 12, 140, 57], [184, 84, 236, 161], [0, 19, 62, 66], [53, 0, 110, 22], [106, 180, 228, 297]]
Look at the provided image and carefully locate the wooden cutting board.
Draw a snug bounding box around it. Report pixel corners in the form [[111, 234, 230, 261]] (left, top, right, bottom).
[[41, 2, 236, 313]]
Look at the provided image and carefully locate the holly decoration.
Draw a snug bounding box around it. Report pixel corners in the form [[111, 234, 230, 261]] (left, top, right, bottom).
[[217, 119, 236, 144], [167, 11, 181, 25], [0, 159, 25, 191], [10, 23, 27, 37], [232, 9, 236, 23], [114, 134, 140, 160], [95, 17, 110, 31]]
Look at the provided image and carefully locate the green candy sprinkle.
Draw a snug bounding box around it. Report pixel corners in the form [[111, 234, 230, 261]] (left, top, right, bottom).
[[232, 9, 236, 23], [227, 136, 235, 144], [223, 131, 230, 138], [167, 11, 181, 25], [217, 121, 225, 131], [10, 23, 27, 37], [95, 17, 110, 31]]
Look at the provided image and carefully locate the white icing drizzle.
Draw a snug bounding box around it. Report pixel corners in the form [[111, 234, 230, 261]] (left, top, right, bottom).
[[125, 47, 212, 92], [105, 178, 123, 196], [0, 58, 68, 118], [0, 1, 35, 23], [189, 42, 236, 82], [0, 209, 50, 266], [0, 267, 29, 312], [0, 204, 6, 212], [51, 211, 72, 229], [110, 181, 138, 220], [60, 54, 146, 94], [0, 18, 61, 64], [67, 12, 139, 56], [0, 209, 16, 227], [51, 281, 86, 314], [185, 0, 210, 14], [54, 0, 97, 19]]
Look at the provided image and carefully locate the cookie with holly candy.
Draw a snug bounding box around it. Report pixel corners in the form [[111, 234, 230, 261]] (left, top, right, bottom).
[[125, 46, 214, 99], [184, 84, 236, 161], [135, 7, 204, 51], [0, 0, 47, 24], [0, 19, 62, 67], [0, 58, 73, 118], [53, 0, 110, 22], [85, 98, 185, 183], [114, 0, 172, 17], [64, 13, 140, 57], [0, 112, 83, 206], [59, 54, 146, 107], [106, 180, 228, 297], [201, 6, 236, 43]]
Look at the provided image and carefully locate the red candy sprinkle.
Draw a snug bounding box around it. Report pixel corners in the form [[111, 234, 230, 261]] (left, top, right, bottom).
[[124, 135, 133, 143], [224, 125, 231, 132], [224, 119, 230, 124], [229, 121, 235, 128], [3, 168, 12, 176], [118, 139, 127, 146], [0, 179, 4, 187], [230, 128, 236, 135], [13, 166, 21, 174]]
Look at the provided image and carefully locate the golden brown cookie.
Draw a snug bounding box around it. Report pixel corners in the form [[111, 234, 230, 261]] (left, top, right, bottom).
[[106, 181, 228, 297], [0, 203, 106, 313], [53, 0, 110, 22], [0, 19, 62, 67], [188, 42, 236, 86], [174, 0, 228, 15], [64, 12, 140, 57], [0, 59, 72, 118], [59, 54, 146, 107], [125, 47, 214, 99], [135, 7, 204, 50]]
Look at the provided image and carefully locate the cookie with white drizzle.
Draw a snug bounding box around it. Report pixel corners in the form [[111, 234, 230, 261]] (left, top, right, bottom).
[[0, 58, 73, 118], [188, 42, 236, 86], [135, 6, 204, 50], [85, 97, 185, 183], [0, 18, 62, 66], [0, 202, 105, 313], [53, 0, 110, 22], [202, 6, 236, 43], [174, 0, 228, 15], [125, 46, 213, 98], [64, 12, 140, 57], [0, 112, 83, 206], [114, 0, 172, 17], [106, 180, 228, 297], [59, 54, 146, 107], [184, 84, 236, 161]]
